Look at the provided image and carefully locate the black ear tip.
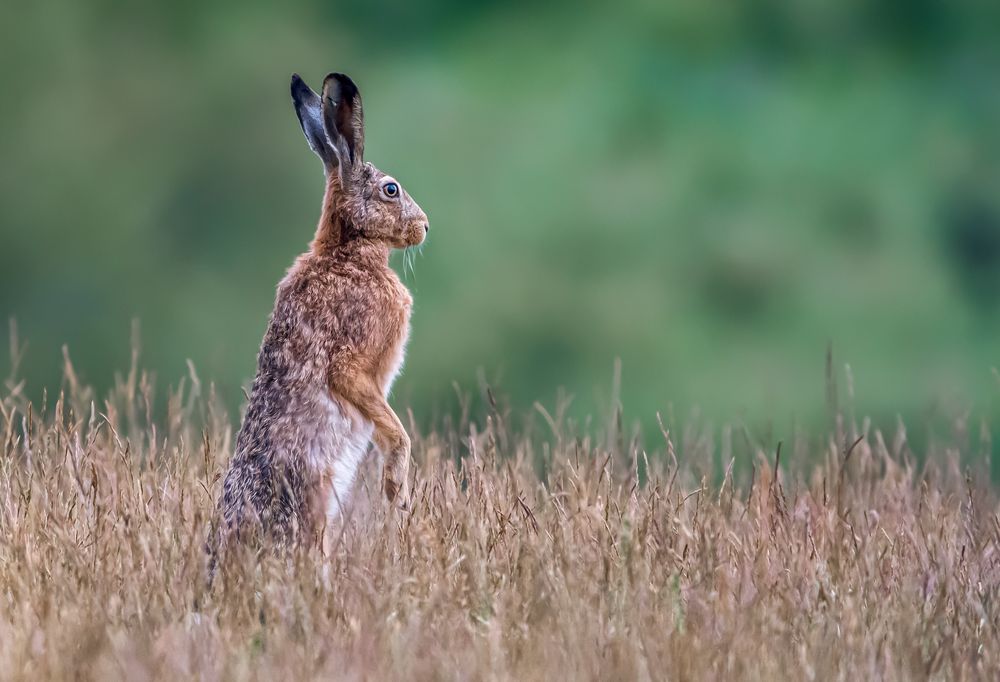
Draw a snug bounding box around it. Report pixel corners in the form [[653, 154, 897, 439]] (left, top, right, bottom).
[[323, 72, 360, 98], [290, 73, 312, 101]]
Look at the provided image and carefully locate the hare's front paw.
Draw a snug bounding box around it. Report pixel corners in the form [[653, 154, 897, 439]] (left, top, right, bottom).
[[382, 457, 410, 511]]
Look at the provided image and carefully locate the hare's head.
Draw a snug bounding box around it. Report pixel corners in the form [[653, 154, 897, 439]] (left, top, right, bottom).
[[291, 73, 428, 250]]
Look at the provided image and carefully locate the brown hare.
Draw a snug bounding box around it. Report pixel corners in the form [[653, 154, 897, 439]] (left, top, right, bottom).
[[208, 72, 428, 572]]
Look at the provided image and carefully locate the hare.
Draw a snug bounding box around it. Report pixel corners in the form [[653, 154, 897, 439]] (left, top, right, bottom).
[[208, 72, 428, 570]]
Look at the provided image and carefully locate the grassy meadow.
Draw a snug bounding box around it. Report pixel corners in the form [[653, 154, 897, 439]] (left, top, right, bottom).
[[1, 349, 998, 679]]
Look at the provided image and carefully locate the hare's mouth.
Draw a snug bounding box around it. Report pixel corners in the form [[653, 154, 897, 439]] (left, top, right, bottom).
[[406, 222, 428, 247]]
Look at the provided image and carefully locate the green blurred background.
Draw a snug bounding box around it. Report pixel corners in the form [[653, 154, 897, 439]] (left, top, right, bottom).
[[2, 0, 1000, 432]]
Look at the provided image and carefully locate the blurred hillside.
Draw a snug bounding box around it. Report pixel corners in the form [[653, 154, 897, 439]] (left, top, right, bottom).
[[1, 0, 1000, 432]]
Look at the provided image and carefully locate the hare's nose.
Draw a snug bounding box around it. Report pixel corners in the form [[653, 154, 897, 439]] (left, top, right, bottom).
[[423, 222, 429, 233]]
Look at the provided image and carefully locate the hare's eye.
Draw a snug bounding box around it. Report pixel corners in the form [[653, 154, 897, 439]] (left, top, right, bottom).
[[383, 182, 399, 198]]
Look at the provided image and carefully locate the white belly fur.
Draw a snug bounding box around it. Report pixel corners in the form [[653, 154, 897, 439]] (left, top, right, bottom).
[[305, 390, 375, 520]]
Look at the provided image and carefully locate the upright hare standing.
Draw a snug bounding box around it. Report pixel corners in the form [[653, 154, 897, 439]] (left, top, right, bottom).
[[209, 72, 428, 570]]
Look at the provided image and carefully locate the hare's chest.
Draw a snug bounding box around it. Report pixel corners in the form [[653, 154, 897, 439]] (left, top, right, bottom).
[[379, 291, 412, 397]]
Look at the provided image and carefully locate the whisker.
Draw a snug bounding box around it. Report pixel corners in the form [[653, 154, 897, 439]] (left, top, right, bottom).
[[402, 246, 415, 282]]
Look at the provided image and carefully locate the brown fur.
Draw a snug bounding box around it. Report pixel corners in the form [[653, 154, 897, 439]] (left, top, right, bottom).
[[208, 73, 428, 573]]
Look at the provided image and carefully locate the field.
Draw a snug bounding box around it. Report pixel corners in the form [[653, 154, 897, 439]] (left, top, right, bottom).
[[1, 353, 999, 680]]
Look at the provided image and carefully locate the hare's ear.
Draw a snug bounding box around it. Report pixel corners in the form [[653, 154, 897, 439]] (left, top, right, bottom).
[[290, 74, 340, 173], [321, 73, 365, 166]]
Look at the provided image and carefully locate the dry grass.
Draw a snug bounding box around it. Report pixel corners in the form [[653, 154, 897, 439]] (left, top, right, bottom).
[[1, 352, 999, 681]]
